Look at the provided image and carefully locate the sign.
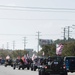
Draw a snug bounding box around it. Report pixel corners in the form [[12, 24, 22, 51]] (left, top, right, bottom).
[[39, 39, 52, 46]]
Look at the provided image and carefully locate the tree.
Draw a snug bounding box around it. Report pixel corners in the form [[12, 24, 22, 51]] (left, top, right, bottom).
[[40, 44, 56, 56], [39, 39, 75, 57]]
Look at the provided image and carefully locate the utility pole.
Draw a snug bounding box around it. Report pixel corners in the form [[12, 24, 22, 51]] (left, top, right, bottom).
[[36, 31, 41, 54], [7, 42, 9, 50], [13, 41, 15, 50], [66, 26, 73, 41], [24, 37, 26, 50], [63, 25, 73, 41], [72, 25, 75, 38], [62, 27, 66, 42], [63, 27, 66, 42], [68, 26, 70, 40]]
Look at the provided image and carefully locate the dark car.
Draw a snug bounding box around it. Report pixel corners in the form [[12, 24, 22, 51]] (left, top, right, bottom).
[[4, 59, 13, 67], [13, 58, 20, 69], [1, 59, 5, 65], [31, 57, 44, 71], [64, 56, 75, 73], [13, 58, 32, 70], [38, 56, 67, 75]]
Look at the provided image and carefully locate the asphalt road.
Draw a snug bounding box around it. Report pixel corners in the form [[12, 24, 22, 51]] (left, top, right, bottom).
[[0, 65, 75, 75]]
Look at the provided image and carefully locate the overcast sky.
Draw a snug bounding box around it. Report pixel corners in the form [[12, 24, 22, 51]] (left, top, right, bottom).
[[0, 0, 75, 51]]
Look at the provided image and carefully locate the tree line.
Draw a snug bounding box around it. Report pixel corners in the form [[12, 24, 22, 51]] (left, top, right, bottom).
[[0, 38, 75, 58], [39, 38, 75, 57], [0, 50, 28, 59]]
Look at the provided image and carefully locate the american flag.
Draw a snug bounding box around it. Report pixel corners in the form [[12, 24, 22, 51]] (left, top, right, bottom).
[[56, 44, 64, 55]]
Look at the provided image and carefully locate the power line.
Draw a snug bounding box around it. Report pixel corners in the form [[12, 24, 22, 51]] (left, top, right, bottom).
[[0, 34, 35, 36], [1, 8, 75, 13], [0, 5, 75, 10], [0, 18, 75, 21], [0, 5, 75, 12], [0, 33, 70, 36]]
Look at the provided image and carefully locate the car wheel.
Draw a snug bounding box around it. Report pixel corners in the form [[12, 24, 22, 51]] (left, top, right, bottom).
[[39, 70, 41, 75], [5, 64, 7, 67], [22, 67, 24, 70], [31, 67, 33, 71], [18, 66, 20, 70], [13, 66, 15, 69], [34, 67, 36, 71], [27, 67, 29, 70], [61, 72, 67, 75]]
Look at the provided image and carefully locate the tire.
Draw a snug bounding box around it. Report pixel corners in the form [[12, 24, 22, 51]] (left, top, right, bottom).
[[31, 66, 33, 71], [39, 70, 41, 75], [18, 66, 20, 70], [11, 64, 13, 67], [34, 68, 36, 71], [41, 70, 45, 75], [13, 67, 15, 69], [5, 64, 7, 67], [22, 67, 24, 70], [31, 67, 33, 71], [64, 72, 67, 75], [34, 66, 36, 71], [27, 67, 29, 70], [13, 64, 16, 69], [61, 71, 67, 75]]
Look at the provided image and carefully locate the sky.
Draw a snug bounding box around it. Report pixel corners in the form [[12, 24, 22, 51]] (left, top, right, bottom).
[[0, 0, 75, 51]]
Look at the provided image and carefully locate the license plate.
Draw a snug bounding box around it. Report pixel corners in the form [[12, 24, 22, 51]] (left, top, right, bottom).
[[54, 62, 58, 64]]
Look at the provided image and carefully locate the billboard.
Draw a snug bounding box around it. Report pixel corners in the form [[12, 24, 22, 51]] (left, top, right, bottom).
[[39, 39, 52, 46]]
